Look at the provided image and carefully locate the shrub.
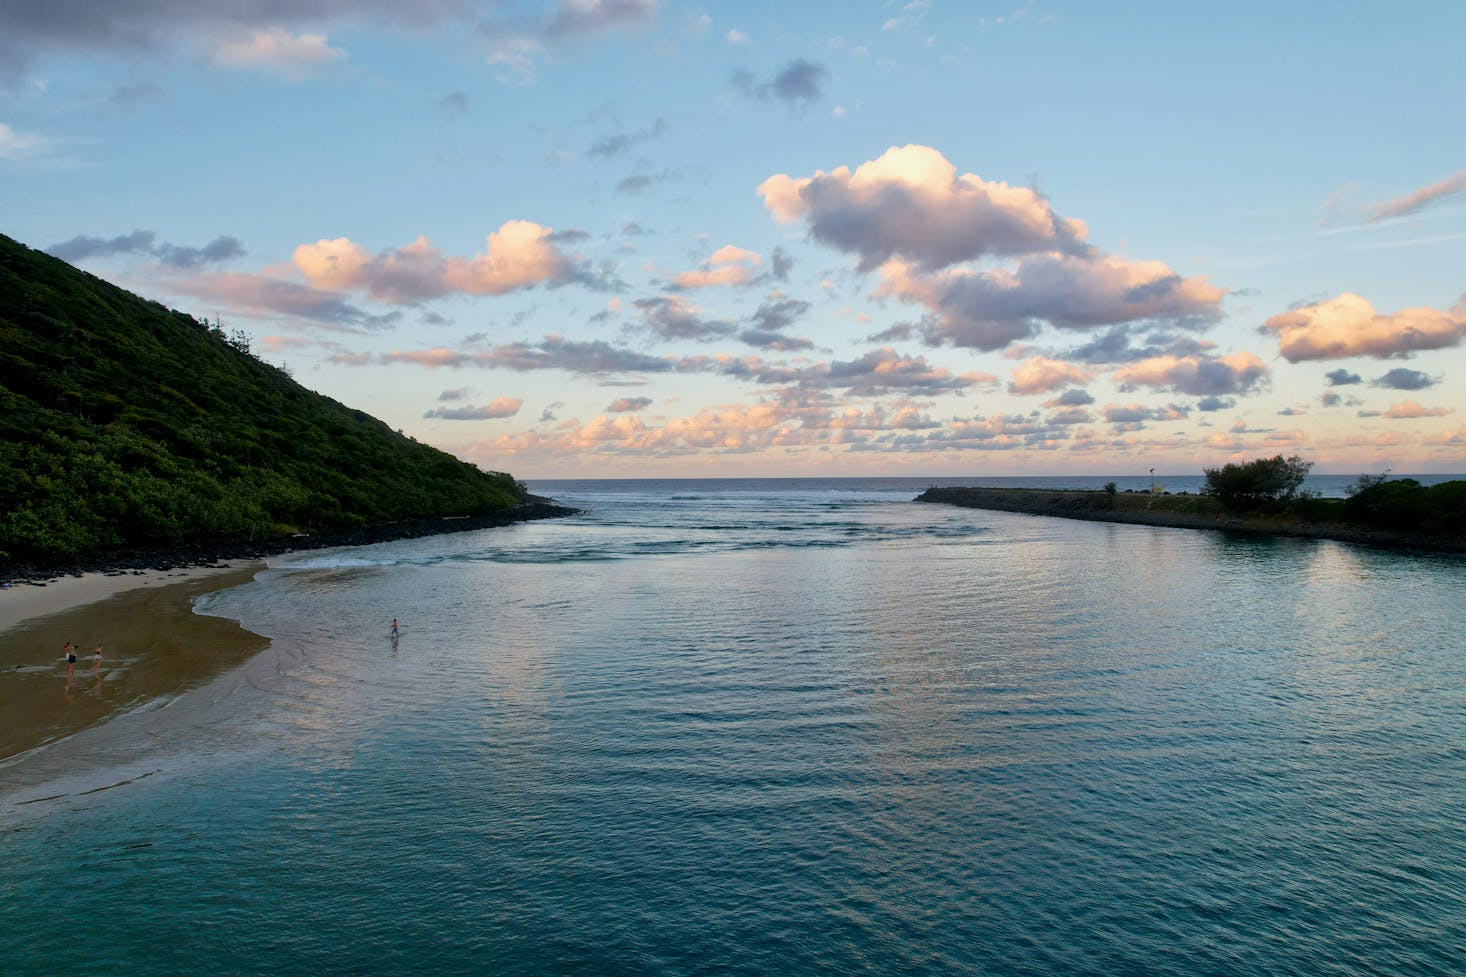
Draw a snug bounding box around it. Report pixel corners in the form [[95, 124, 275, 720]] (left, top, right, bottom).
[[1202, 455, 1313, 511]]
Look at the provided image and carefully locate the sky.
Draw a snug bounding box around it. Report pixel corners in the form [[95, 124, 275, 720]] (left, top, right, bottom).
[[3, 1, 1464, 479]]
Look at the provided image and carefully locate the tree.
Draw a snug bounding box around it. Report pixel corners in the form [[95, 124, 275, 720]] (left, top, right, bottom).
[[1202, 455, 1313, 511]]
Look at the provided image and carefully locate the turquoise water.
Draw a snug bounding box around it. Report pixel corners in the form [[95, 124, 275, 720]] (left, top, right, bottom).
[[3, 480, 1464, 975]]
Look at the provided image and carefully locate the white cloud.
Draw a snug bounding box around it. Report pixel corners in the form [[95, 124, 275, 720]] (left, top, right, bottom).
[[0, 122, 51, 160]]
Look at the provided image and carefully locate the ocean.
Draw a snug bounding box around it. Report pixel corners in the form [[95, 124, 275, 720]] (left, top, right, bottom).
[[3, 478, 1464, 976]]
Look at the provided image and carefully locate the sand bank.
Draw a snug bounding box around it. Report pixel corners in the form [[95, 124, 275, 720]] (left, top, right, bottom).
[[0, 564, 267, 763]]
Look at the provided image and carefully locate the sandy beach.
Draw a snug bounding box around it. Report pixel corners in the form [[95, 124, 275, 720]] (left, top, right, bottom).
[[0, 564, 268, 764]]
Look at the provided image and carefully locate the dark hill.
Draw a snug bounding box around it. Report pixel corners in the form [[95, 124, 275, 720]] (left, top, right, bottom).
[[0, 233, 563, 572]]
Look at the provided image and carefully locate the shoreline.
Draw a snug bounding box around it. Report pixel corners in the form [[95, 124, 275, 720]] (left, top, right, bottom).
[[915, 486, 1466, 554], [0, 497, 579, 585], [0, 564, 268, 765]]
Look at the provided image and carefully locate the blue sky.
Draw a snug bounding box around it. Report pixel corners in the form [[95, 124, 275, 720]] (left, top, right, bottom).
[[3, 1, 1464, 477]]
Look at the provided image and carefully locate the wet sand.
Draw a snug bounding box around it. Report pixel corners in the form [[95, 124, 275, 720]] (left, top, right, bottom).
[[0, 565, 267, 762]]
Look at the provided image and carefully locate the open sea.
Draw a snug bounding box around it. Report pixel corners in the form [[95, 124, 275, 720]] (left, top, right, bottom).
[[3, 477, 1464, 976]]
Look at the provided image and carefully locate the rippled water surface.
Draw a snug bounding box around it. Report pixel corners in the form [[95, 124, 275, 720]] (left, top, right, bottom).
[[4, 480, 1464, 976]]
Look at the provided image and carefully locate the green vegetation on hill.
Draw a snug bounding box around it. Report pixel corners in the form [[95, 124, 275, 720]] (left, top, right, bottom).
[[0, 233, 527, 565]]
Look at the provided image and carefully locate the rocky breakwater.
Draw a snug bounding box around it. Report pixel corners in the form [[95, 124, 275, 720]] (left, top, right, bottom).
[[914, 486, 1466, 554]]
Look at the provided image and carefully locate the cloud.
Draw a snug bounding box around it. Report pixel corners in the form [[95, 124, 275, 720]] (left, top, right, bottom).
[[424, 396, 523, 420], [1042, 388, 1094, 408], [880, 253, 1223, 351], [635, 295, 736, 341], [586, 116, 666, 158], [1196, 395, 1235, 412], [47, 229, 245, 268], [1372, 367, 1437, 391], [437, 386, 472, 401], [607, 396, 652, 412], [1325, 368, 1363, 386], [0, 121, 52, 160], [672, 244, 761, 289], [726, 28, 748, 43], [0, 1, 465, 77], [1319, 391, 1343, 407], [211, 28, 345, 78], [770, 246, 794, 281], [1262, 292, 1466, 362], [760, 146, 1222, 350], [162, 271, 375, 327], [739, 298, 813, 350], [396, 335, 675, 375], [732, 59, 828, 106], [1377, 400, 1454, 419], [542, 0, 658, 39], [1368, 169, 1466, 222], [1007, 356, 1094, 395], [483, 0, 658, 82], [1425, 424, 1466, 446], [823, 347, 991, 396], [758, 144, 1087, 272], [1062, 325, 1215, 365], [1102, 403, 1190, 425], [1113, 351, 1268, 397], [438, 91, 470, 115], [293, 222, 586, 302]]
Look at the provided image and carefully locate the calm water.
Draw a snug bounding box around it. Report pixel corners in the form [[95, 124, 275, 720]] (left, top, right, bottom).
[[3, 479, 1464, 976]]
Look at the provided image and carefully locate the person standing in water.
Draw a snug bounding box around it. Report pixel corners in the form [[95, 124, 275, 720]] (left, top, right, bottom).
[[390, 618, 399, 637], [94, 645, 103, 669]]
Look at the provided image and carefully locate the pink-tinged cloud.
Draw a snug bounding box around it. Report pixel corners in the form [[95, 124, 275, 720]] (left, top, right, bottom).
[[384, 347, 469, 368], [160, 270, 370, 326], [1425, 424, 1466, 446], [423, 396, 523, 420], [758, 144, 1088, 271], [1008, 356, 1095, 395], [294, 221, 580, 303], [607, 396, 653, 413], [1262, 292, 1466, 362], [673, 244, 761, 289], [878, 253, 1224, 350], [1383, 400, 1454, 419], [212, 28, 345, 78], [1368, 169, 1466, 222], [1114, 351, 1268, 397], [1102, 403, 1189, 425]]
